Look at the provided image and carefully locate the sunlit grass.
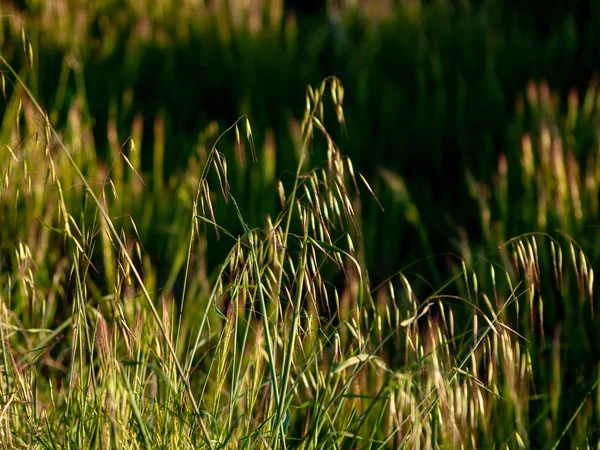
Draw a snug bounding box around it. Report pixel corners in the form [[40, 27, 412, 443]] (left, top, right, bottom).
[[1, 44, 599, 448]]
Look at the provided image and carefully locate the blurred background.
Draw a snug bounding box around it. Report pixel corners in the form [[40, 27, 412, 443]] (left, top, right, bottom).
[[1, 0, 599, 289], [3, 2, 600, 445]]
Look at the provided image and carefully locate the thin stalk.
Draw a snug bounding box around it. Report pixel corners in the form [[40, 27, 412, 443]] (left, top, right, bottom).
[[229, 195, 281, 410], [273, 223, 309, 447]]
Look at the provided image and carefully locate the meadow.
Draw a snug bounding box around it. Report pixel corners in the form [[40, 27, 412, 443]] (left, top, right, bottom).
[[1, 1, 600, 448]]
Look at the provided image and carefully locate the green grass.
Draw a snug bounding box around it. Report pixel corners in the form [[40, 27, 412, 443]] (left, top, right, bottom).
[[1, 32, 600, 448], [2, 0, 599, 283]]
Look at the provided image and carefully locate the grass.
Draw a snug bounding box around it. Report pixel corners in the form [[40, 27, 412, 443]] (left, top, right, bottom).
[[1, 34, 600, 449], [2, 0, 599, 283], [0, 2, 600, 442]]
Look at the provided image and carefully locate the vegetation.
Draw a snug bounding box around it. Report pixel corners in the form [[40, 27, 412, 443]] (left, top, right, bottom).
[[2, 0, 599, 279], [1, 1, 600, 448]]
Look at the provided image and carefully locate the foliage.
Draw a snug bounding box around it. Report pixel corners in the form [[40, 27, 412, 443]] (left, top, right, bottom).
[[1, 0, 599, 280], [1, 56, 599, 448], [1, 1, 600, 447]]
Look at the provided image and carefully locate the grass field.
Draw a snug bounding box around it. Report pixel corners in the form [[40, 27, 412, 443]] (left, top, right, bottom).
[[2, 2, 600, 449]]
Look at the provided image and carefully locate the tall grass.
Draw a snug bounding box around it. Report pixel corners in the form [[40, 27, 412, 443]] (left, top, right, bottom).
[[2, 36, 600, 448], [1, 0, 599, 281]]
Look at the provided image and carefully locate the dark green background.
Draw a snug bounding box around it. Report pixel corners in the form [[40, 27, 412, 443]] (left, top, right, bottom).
[[2, 0, 599, 284]]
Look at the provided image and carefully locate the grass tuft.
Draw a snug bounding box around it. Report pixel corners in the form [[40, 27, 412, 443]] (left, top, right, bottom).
[[1, 44, 600, 449]]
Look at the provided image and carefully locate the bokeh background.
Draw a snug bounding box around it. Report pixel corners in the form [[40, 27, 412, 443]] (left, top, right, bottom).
[[3, 1, 600, 446], [1, 0, 599, 294]]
